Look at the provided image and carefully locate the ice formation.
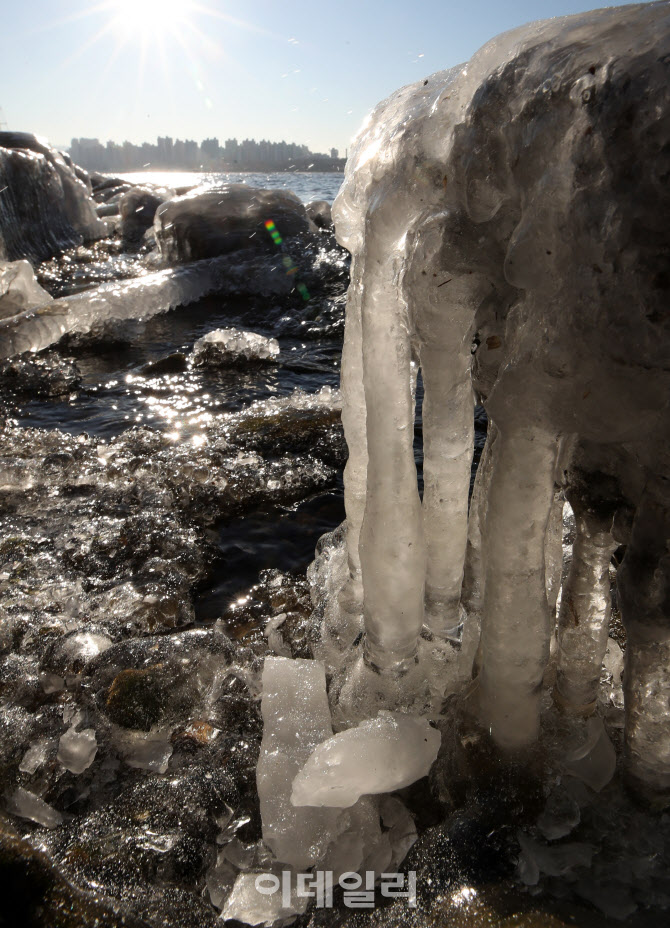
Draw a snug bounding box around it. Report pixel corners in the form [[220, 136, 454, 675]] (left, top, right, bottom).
[[0, 255, 295, 359], [0, 132, 106, 262], [191, 328, 280, 367], [291, 711, 441, 808], [0, 259, 52, 319], [154, 184, 311, 264], [331, 0, 670, 799]]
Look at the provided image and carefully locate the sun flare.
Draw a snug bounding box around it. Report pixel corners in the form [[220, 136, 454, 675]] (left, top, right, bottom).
[[109, 0, 194, 38]]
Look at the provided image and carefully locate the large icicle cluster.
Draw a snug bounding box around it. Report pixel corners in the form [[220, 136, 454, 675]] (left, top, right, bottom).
[[331, 1, 670, 801]]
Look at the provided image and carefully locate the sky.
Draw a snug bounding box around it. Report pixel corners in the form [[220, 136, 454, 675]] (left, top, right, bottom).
[[0, 0, 650, 157]]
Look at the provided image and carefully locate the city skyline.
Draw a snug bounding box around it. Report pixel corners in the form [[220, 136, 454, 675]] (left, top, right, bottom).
[[69, 133, 344, 173]]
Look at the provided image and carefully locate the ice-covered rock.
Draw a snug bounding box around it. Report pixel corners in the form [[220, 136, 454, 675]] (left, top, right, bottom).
[[330, 0, 670, 796], [119, 185, 174, 247], [0, 132, 106, 262], [0, 259, 52, 319], [154, 184, 311, 264], [291, 711, 441, 808], [256, 657, 344, 868], [0, 251, 306, 359], [191, 328, 280, 368], [8, 787, 62, 828]]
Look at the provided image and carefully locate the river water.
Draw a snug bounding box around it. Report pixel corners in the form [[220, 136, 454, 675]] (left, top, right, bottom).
[[24, 171, 349, 619]]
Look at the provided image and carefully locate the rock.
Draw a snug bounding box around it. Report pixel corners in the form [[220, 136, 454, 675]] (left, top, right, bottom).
[[306, 199, 333, 230], [154, 184, 311, 264]]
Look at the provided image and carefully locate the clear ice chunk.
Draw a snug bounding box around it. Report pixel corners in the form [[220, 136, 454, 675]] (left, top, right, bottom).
[[113, 729, 173, 774], [291, 711, 441, 808], [19, 738, 50, 775], [57, 726, 97, 774], [221, 871, 308, 926], [8, 787, 62, 829], [0, 259, 52, 319]]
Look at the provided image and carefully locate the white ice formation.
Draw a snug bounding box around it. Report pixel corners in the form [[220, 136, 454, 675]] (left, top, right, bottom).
[[330, 1, 670, 800], [191, 328, 280, 367], [256, 657, 344, 869], [291, 711, 440, 808]]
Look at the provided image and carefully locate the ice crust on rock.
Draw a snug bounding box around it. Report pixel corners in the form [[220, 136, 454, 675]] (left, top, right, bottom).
[[0, 256, 276, 359], [330, 0, 670, 796], [191, 328, 280, 368], [291, 711, 441, 808], [0, 132, 106, 262]]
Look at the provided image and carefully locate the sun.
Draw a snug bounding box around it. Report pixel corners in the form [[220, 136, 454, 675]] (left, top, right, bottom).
[[109, 0, 195, 38]]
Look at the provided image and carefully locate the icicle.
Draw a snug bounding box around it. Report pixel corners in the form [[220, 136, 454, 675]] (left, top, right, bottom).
[[461, 421, 498, 677], [554, 515, 617, 714], [358, 251, 426, 669], [337, 253, 367, 611], [478, 426, 560, 750]]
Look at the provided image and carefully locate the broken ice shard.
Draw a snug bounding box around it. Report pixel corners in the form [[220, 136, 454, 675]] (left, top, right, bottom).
[[291, 711, 441, 808]]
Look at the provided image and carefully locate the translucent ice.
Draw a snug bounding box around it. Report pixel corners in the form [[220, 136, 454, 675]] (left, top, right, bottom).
[[57, 726, 97, 774], [221, 871, 308, 926], [8, 787, 62, 829], [331, 0, 670, 788], [0, 259, 52, 319], [0, 252, 302, 359], [291, 712, 441, 808], [19, 738, 50, 775], [563, 717, 616, 792], [256, 657, 344, 868]]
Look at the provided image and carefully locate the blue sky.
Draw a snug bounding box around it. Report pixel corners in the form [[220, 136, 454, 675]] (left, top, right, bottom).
[[1, 0, 648, 156]]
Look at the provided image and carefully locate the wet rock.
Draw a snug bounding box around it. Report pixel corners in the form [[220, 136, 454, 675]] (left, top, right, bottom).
[[105, 665, 192, 732], [154, 184, 311, 264], [306, 199, 333, 230]]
